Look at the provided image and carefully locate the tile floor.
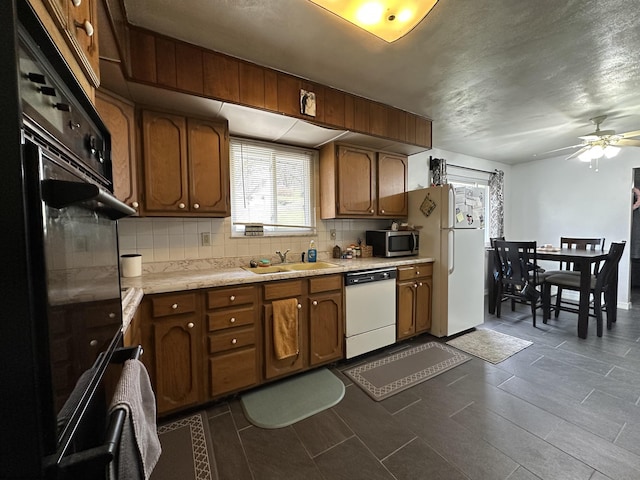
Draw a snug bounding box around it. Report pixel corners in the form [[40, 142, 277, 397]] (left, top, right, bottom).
[[160, 291, 640, 480]]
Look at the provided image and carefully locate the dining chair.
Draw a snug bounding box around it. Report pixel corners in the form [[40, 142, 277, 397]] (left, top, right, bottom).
[[546, 237, 605, 317], [542, 241, 626, 337], [493, 240, 543, 326]]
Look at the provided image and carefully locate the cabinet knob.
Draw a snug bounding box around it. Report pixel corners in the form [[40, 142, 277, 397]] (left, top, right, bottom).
[[193, 203, 200, 209], [89, 339, 98, 347], [381, 209, 385, 214], [171, 303, 178, 309], [231, 338, 237, 345], [75, 19, 94, 37], [416, 271, 420, 275], [108, 312, 116, 318], [71, 0, 82, 6], [370, 209, 374, 213], [414, 283, 418, 288], [312, 300, 318, 306], [230, 295, 235, 301], [178, 203, 186, 209], [131, 201, 139, 209], [230, 317, 236, 323], [187, 322, 194, 329], [418, 282, 423, 287], [297, 303, 302, 309]]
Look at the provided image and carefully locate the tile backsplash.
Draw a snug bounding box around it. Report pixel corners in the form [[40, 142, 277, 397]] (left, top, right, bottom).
[[118, 216, 391, 270]]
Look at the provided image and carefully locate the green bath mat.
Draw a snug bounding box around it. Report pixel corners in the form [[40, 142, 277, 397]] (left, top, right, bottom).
[[240, 368, 345, 429]]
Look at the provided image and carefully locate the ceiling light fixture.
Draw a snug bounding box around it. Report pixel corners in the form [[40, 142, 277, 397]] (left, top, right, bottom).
[[308, 0, 439, 42]]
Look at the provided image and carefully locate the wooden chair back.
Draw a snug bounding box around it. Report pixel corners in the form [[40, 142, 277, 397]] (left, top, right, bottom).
[[559, 237, 605, 273]]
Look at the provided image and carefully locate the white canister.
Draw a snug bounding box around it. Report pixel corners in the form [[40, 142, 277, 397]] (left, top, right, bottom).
[[121, 254, 142, 277]]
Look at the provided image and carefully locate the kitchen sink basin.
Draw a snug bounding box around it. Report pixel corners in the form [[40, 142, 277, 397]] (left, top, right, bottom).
[[243, 266, 288, 274], [243, 261, 338, 274], [282, 262, 338, 271]]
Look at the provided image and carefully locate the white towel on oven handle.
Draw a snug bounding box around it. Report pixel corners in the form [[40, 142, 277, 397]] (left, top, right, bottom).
[[109, 358, 161, 480]]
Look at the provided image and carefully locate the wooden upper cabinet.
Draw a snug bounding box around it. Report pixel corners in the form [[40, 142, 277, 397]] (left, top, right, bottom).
[[95, 90, 139, 213], [187, 118, 230, 215], [324, 88, 346, 128], [140, 109, 230, 217], [239, 63, 265, 107], [277, 73, 301, 117], [336, 145, 376, 217], [155, 37, 177, 88], [377, 152, 408, 217], [369, 103, 388, 138], [129, 29, 157, 83], [176, 43, 204, 94], [68, 0, 99, 85], [141, 110, 189, 213]]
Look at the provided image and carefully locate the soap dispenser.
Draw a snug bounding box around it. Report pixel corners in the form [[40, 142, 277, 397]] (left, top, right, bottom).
[[307, 240, 317, 263]]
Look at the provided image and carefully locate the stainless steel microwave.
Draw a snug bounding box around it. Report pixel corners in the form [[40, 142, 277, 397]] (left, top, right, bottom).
[[365, 230, 419, 257]]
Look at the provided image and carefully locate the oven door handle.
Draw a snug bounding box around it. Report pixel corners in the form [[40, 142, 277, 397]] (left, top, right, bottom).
[[41, 179, 136, 219]]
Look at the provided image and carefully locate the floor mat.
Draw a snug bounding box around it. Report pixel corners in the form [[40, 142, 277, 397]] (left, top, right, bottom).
[[240, 368, 345, 429], [446, 329, 533, 364], [343, 342, 471, 401], [151, 411, 217, 480]]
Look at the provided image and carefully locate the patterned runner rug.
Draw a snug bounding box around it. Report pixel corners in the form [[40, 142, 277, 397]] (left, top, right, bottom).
[[343, 342, 471, 401], [151, 411, 218, 480], [446, 329, 533, 364]]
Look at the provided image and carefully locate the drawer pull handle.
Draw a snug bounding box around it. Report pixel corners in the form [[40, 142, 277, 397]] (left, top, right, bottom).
[[187, 322, 194, 329], [312, 300, 318, 306], [230, 295, 236, 301], [297, 303, 302, 309], [171, 303, 178, 309], [231, 338, 237, 345], [89, 339, 98, 347], [230, 317, 236, 323]]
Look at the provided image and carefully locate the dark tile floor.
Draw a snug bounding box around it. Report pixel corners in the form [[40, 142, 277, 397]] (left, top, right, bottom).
[[165, 291, 640, 480]]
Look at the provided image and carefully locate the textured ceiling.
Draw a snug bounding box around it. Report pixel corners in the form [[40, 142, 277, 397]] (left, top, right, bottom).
[[120, 0, 640, 164]]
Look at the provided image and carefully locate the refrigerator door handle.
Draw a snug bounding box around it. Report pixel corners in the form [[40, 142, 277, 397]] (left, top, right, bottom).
[[447, 185, 455, 229], [448, 228, 455, 274]]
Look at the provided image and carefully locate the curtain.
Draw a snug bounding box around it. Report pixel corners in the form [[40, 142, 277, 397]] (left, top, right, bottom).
[[488, 170, 504, 238]]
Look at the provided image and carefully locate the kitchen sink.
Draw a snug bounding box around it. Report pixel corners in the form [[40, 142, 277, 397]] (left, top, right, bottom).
[[281, 262, 338, 271], [243, 261, 338, 274]]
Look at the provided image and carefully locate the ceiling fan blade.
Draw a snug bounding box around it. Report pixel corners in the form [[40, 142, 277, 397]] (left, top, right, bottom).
[[616, 139, 640, 147], [621, 130, 640, 139], [533, 144, 583, 157], [566, 146, 589, 160]]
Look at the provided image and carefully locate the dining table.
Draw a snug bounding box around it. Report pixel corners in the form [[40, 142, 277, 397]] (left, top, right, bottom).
[[535, 247, 612, 339]]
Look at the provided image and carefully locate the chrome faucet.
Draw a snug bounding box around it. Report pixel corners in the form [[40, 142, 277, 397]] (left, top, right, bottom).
[[275, 249, 290, 263]]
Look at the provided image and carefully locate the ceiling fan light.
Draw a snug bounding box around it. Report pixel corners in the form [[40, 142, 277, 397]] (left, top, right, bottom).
[[578, 150, 592, 162], [589, 145, 604, 159], [604, 145, 621, 158]]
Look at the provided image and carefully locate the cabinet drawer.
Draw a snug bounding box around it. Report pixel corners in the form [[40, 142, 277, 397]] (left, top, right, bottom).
[[207, 286, 257, 309], [208, 326, 255, 354], [263, 280, 303, 301], [210, 347, 257, 397], [309, 274, 343, 293], [151, 293, 197, 317], [397, 263, 433, 281], [207, 307, 255, 332]]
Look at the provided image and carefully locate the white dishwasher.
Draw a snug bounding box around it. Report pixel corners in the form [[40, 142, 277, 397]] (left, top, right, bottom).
[[344, 267, 397, 359]]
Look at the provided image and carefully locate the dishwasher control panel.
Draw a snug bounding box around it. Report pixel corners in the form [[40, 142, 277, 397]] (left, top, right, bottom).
[[345, 268, 397, 286]]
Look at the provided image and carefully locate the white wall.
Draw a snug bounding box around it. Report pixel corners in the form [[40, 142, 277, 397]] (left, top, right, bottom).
[[408, 147, 639, 307]]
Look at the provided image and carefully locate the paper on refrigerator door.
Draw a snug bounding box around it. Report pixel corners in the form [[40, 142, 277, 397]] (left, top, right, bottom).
[[453, 186, 485, 228]]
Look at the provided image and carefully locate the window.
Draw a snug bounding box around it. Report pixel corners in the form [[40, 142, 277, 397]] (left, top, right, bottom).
[[230, 137, 316, 236]]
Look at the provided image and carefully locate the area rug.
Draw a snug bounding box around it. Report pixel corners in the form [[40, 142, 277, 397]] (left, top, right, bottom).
[[343, 342, 471, 402], [240, 368, 345, 429], [151, 411, 217, 480], [446, 329, 533, 364]]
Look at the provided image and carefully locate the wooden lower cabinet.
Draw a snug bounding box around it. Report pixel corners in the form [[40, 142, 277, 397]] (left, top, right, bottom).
[[206, 285, 260, 397], [308, 275, 343, 366], [396, 263, 433, 341]]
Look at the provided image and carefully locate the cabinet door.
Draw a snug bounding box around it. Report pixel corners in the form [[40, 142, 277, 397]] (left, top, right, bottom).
[[152, 314, 202, 414], [377, 153, 408, 217], [67, 0, 99, 85], [415, 277, 432, 333], [309, 291, 343, 366], [397, 280, 416, 340], [210, 347, 257, 397], [336, 145, 376, 216], [187, 118, 230, 215], [141, 110, 189, 213], [95, 91, 139, 213], [263, 302, 305, 379]]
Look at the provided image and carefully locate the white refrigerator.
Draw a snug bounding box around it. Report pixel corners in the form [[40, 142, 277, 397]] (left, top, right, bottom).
[[408, 185, 485, 337]]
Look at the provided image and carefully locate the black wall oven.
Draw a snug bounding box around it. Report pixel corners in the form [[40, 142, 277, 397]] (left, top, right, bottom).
[[1, 2, 135, 477]]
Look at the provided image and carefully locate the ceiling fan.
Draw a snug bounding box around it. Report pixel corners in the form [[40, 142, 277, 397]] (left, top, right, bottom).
[[537, 115, 640, 170]]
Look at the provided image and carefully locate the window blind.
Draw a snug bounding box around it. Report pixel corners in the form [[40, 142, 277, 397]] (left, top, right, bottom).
[[230, 137, 315, 235]]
